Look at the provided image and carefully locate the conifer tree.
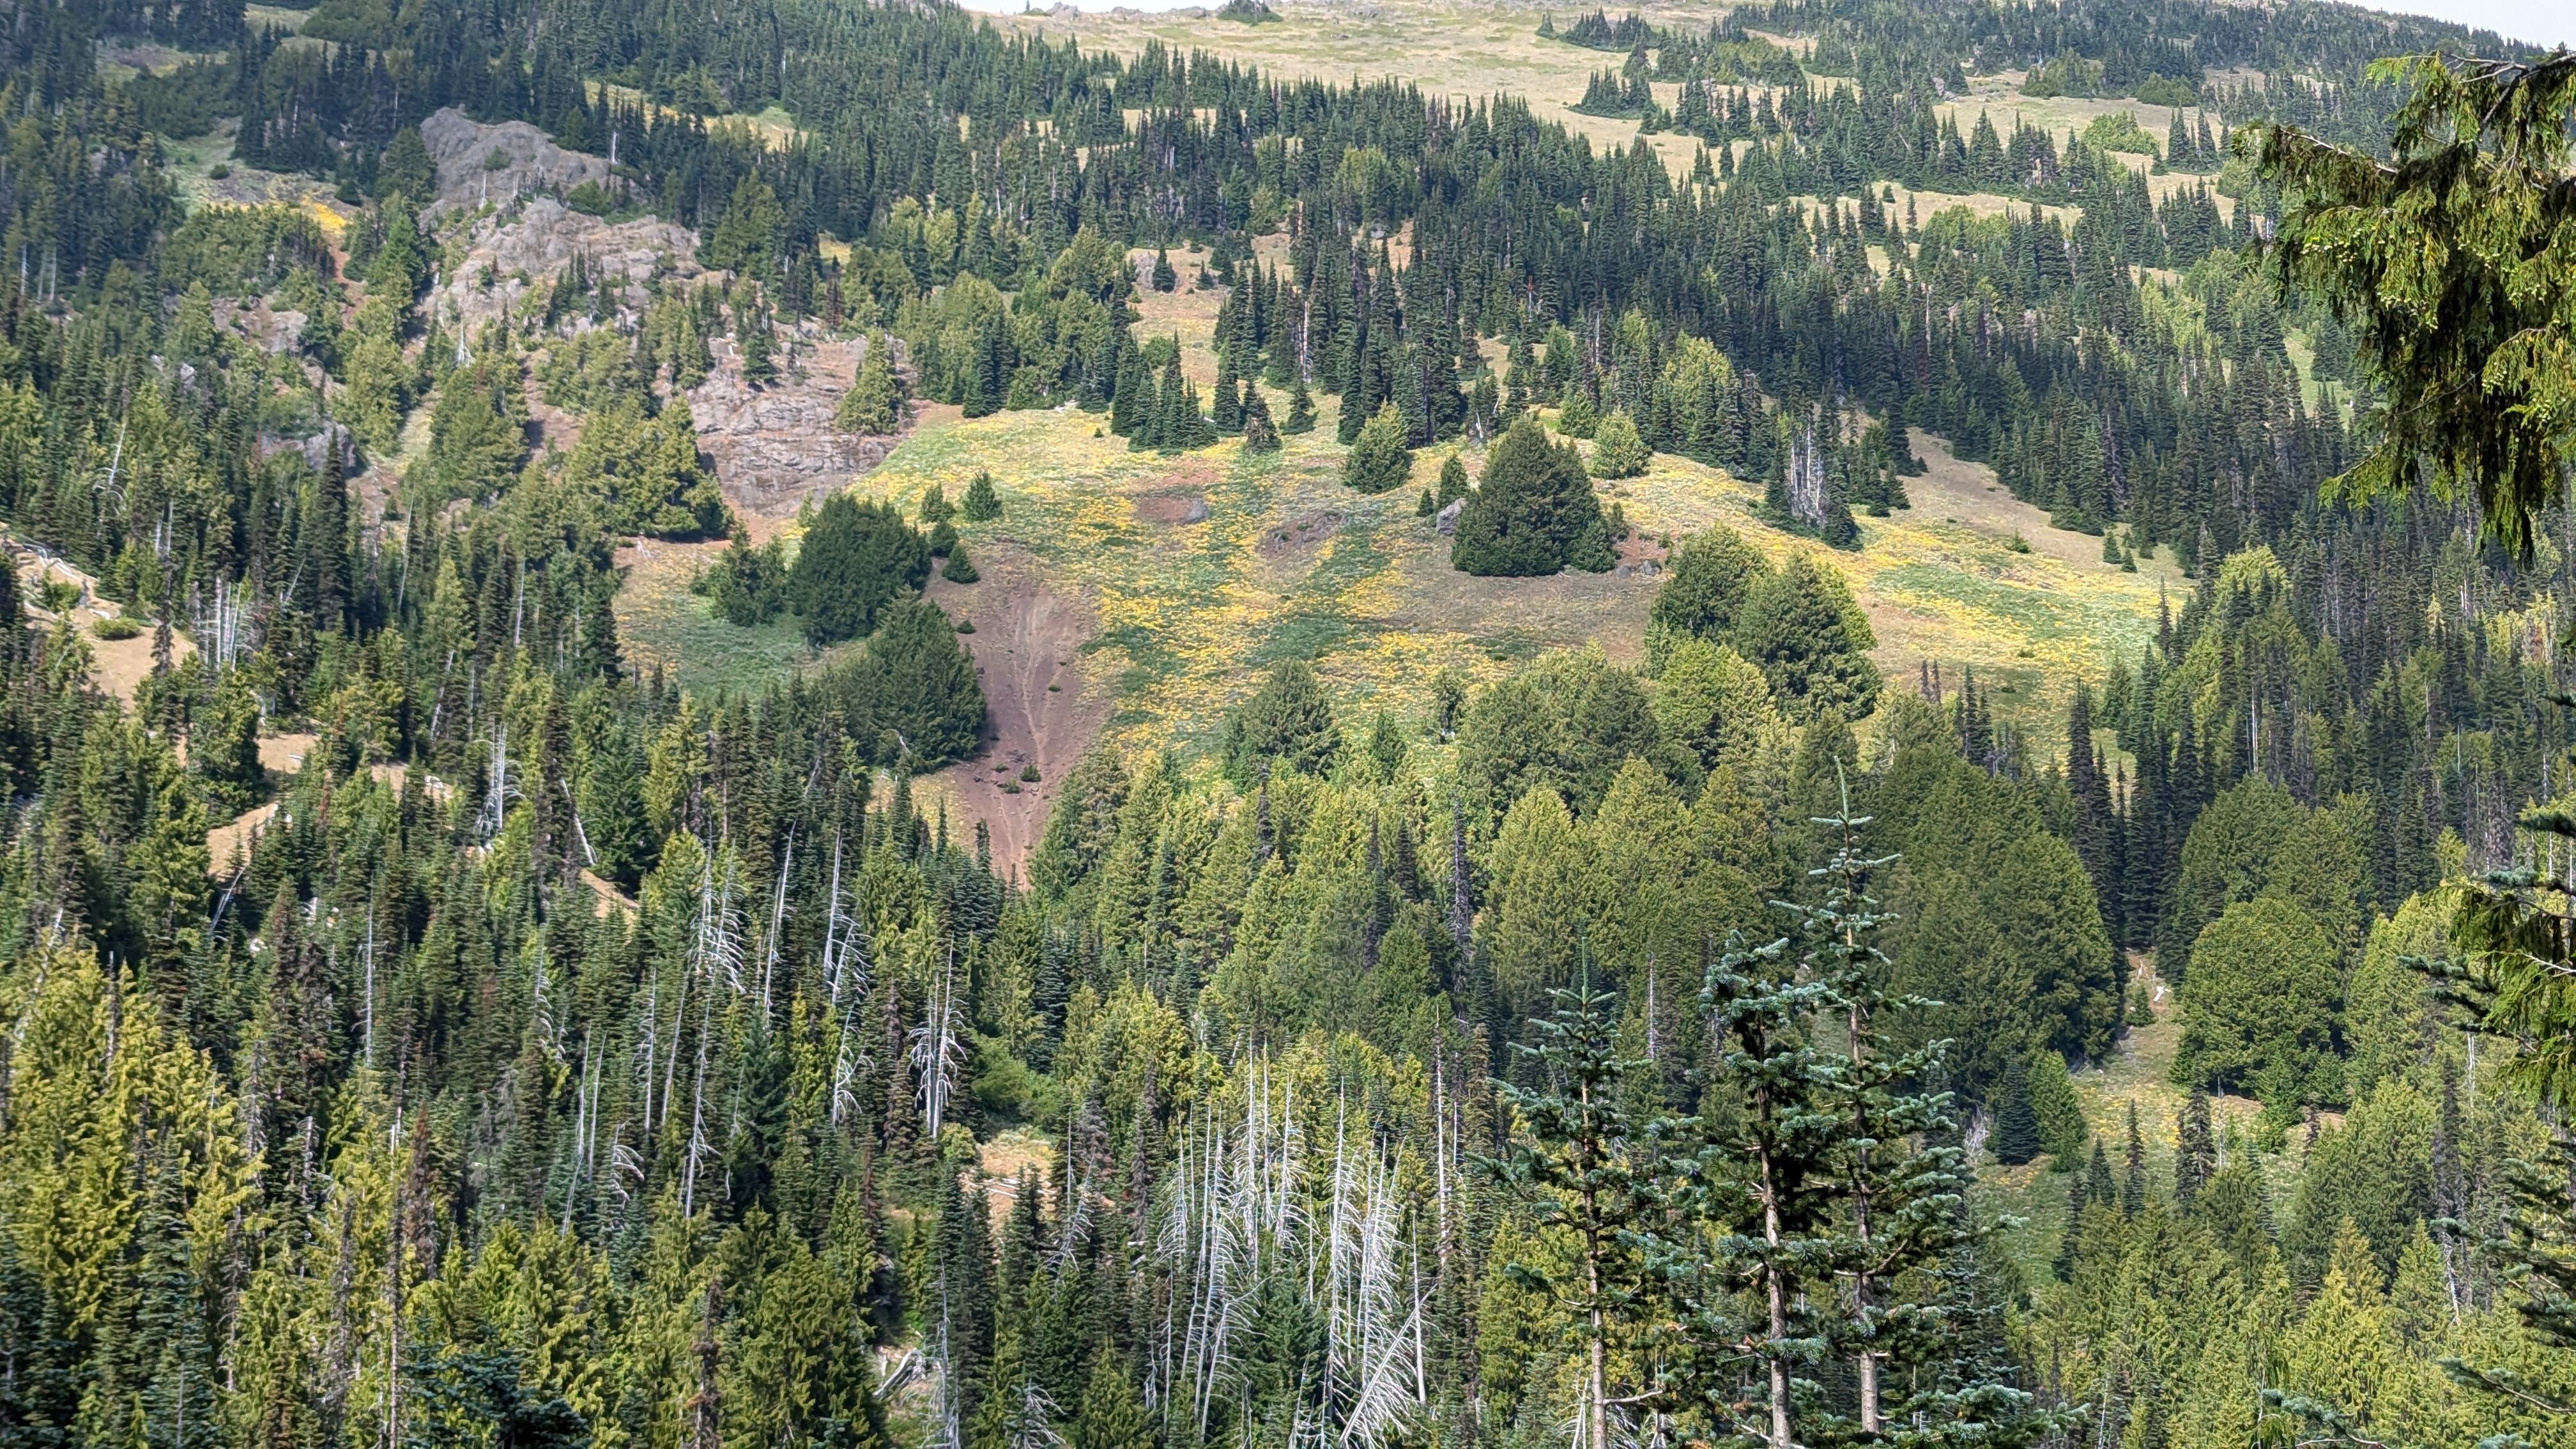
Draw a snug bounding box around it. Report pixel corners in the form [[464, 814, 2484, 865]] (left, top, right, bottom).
[[1589, 407, 1649, 478], [1284, 376, 1316, 433], [1482, 967, 1648, 1449], [1991, 1050, 2041, 1165], [1657, 778, 2053, 1446], [1342, 402, 1414, 494], [1240, 385, 1280, 451], [1450, 415, 1613, 576], [2175, 1087, 2216, 1206]]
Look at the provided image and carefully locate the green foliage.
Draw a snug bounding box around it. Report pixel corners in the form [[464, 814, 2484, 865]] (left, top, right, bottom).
[[1644, 524, 1771, 668], [960, 470, 1002, 521], [1223, 659, 1341, 783], [159, 206, 336, 298], [702, 171, 790, 279], [838, 342, 905, 435], [2177, 897, 2342, 1101], [1991, 1051, 2042, 1164], [1342, 403, 1415, 494], [2027, 1046, 2088, 1161], [1734, 555, 1880, 724], [1450, 417, 1613, 576], [790, 494, 931, 646], [696, 529, 790, 626], [2257, 50, 2576, 554], [2082, 111, 2163, 157], [1588, 408, 1648, 478], [563, 398, 730, 540], [420, 352, 530, 503], [379, 126, 435, 203]]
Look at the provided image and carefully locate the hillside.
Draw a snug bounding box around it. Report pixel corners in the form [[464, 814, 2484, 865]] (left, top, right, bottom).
[[4, 1, 2571, 1448]]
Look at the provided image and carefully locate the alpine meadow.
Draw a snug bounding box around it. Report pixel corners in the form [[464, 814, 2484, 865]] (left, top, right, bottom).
[[8, 0, 2576, 1445]]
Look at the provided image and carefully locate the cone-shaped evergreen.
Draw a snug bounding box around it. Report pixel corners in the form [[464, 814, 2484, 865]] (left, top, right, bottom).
[[1990, 1051, 2041, 1165], [1449, 415, 1613, 576], [1342, 402, 1414, 494]]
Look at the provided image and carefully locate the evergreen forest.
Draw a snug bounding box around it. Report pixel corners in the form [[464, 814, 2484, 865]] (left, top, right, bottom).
[[2, 0, 2575, 1446]]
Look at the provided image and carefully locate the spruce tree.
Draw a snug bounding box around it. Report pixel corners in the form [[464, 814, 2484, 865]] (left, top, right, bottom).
[[1284, 376, 1316, 433], [1435, 452, 1469, 507], [1342, 402, 1414, 494], [2174, 1088, 2216, 1208], [1450, 415, 1613, 576], [1659, 781, 2055, 1445], [1212, 352, 1243, 433], [1241, 385, 1280, 451], [1990, 1050, 2041, 1165], [1735, 555, 1881, 723], [2122, 1100, 2147, 1215], [961, 470, 1002, 521], [1223, 659, 1341, 783], [1483, 967, 1650, 1449]]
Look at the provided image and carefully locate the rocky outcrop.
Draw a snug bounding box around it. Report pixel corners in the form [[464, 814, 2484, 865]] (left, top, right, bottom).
[[420, 109, 610, 210], [426, 197, 700, 339], [686, 334, 904, 518]]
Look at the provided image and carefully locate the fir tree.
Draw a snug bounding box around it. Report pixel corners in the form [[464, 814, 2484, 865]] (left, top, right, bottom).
[[1284, 376, 1317, 433], [1990, 1050, 2041, 1165], [1342, 402, 1414, 494]]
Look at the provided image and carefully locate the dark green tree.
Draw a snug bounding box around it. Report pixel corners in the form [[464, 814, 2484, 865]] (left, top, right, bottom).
[[1223, 659, 1342, 784], [1735, 555, 1880, 723], [1990, 1050, 2041, 1165], [791, 495, 932, 646], [1450, 415, 1613, 576]]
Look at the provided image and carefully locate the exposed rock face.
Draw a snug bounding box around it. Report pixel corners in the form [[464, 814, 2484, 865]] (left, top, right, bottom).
[[686, 334, 904, 518], [420, 109, 610, 210], [427, 197, 700, 339], [404, 109, 910, 519]]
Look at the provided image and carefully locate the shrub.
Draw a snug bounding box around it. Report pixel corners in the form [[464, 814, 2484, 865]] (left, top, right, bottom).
[[1590, 408, 1649, 478]]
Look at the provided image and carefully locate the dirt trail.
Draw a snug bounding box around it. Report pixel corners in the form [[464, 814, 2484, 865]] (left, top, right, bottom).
[[921, 567, 1103, 880]]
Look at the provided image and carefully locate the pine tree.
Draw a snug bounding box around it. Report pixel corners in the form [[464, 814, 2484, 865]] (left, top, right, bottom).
[[961, 470, 1002, 521], [1149, 248, 1176, 293], [2175, 1087, 2215, 1206], [1482, 967, 1649, 1449], [1991, 1051, 2041, 1165], [1284, 376, 1316, 433], [1342, 402, 1414, 494]]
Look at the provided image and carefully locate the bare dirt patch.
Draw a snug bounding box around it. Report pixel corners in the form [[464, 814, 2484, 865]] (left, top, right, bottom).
[[1256, 508, 1349, 559], [1133, 493, 1209, 525], [9, 546, 194, 702], [919, 567, 1103, 882], [207, 802, 277, 873], [258, 732, 319, 780]]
